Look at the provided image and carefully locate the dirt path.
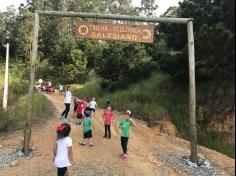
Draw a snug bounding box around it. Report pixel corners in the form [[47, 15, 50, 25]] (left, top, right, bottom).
[[0, 93, 234, 176]]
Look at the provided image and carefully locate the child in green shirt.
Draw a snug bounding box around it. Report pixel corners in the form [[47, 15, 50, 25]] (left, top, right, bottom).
[[119, 110, 136, 160], [79, 110, 94, 146]]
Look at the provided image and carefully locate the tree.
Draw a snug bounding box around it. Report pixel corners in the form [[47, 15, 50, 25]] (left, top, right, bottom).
[[157, 0, 235, 121], [136, 0, 158, 16], [96, 42, 151, 90]]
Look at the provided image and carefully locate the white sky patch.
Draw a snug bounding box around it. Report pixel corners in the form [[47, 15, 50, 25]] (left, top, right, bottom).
[[132, 0, 182, 16], [0, 0, 26, 12]]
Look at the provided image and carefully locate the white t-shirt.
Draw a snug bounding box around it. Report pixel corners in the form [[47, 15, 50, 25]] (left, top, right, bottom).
[[54, 137, 72, 168], [64, 90, 72, 104], [89, 100, 97, 109], [59, 85, 63, 91]]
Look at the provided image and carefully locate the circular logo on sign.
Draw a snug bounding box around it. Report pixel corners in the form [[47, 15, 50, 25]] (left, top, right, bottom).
[[141, 29, 152, 40], [78, 25, 89, 35]]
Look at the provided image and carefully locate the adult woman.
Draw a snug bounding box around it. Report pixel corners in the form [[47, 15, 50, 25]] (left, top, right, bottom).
[[61, 86, 72, 122]]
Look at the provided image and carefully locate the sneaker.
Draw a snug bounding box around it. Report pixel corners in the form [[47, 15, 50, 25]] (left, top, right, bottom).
[[62, 118, 69, 123], [121, 154, 127, 160]]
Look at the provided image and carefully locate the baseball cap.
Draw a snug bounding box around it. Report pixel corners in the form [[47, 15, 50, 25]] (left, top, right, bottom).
[[126, 110, 132, 115], [84, 110, 91, 117]]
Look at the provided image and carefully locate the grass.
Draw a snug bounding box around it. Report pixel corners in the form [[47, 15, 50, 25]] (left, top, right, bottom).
[[72, 73, 235, 158], [72, 74, 188, 123], [0, 62, 54, 132], [0, 93, 54, 132]]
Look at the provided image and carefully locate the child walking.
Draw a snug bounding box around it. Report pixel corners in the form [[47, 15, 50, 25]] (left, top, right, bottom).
[[76, 100, 84, 125], [119, 110, 136, 160], [103, 105, 113, 139], [53, 123, 74, 176], [89, 97, 98, 115], [79, 110, 94, 146]]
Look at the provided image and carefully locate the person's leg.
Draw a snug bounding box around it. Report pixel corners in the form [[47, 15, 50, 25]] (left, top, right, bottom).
[[121, 137, 129, 155], [57, 167, 67, 176], [104, 125, 108, 138], [64, 170, 69, 176], [79, 116, 82, 124], [121, 137, 125, 154], [87, 130, 93, 146], [124, 137, 129, 155], [108, 125, 111, 138], [64, 104, 70, 118], [80, 138, 86, 145], [61, 103, 67, 117], [89, 138, 93, 146]]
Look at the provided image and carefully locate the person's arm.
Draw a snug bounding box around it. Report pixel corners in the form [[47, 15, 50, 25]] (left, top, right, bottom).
[[68, 146, 74, 165], [118, 121, 122, 128], [91, 119, 95, 129], [53, 141, 57, 162], [111, 113, 113, 126], [102, 113, 105, 122], [129, 118, 137, 127]]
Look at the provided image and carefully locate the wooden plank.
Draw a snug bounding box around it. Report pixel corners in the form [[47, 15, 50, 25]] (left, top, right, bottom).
[[75, 21, 155, 43], [36, 10, 192, 24]]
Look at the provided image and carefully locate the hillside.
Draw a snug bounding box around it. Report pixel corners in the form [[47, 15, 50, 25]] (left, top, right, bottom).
[[72, 73, 235, 158], [0, 93, 234, 176]]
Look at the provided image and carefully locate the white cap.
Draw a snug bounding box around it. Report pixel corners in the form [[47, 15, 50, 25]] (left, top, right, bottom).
[[126, 110, 132, 115]]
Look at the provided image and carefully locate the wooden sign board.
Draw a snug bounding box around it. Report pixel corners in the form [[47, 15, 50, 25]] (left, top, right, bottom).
[[75, 21, 155, 43]]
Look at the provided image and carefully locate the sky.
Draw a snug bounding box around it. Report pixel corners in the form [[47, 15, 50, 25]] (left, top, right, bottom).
[[0, 0, 182, 16]]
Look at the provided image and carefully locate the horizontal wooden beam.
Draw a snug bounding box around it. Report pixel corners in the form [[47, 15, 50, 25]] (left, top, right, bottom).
[[36, 10, 192, 24]]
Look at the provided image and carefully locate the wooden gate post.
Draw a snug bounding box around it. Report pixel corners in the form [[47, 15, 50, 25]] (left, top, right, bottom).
[[187, 20, 198, 163], [23, 12, 39, 156]]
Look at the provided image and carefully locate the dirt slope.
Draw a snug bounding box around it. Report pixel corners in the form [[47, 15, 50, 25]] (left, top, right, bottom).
[[0, 93, 234, 176]]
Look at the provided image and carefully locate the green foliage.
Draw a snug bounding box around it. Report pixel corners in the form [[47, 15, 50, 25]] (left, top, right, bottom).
[[137, 0, 158, 16], [96, 42, 152, 90], [72, 73, 234, 158], [0, 94, 54, 132], [196, 106, 205, 124], [198, 129, 235, 158], [156, 0, 235, 122], [36, 59, 55, 80], [69, 49, 88, 74]]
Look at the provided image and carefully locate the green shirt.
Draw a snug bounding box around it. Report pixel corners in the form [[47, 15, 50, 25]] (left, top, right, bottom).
[[83, 117, 92, 133], [120, 119, 132, 137]]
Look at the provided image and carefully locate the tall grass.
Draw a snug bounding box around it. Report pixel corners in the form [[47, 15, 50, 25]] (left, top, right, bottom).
[[0, 93, 54, 132], [0, 62, 54, 132], [72, 73, 235, 158]]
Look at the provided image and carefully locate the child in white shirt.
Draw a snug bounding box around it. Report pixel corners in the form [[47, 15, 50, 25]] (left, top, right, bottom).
[[53, 123, 74, 176]]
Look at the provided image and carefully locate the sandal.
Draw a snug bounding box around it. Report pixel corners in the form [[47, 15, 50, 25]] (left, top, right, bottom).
[[89, 144, 93, 147], [79, 142, 85, 145]]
